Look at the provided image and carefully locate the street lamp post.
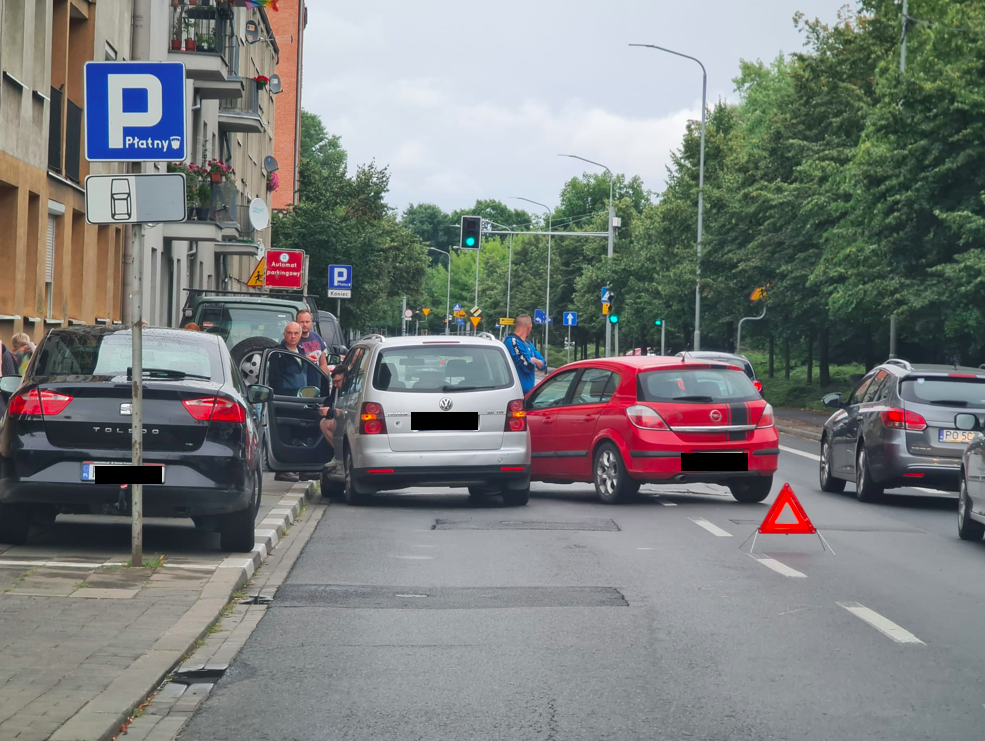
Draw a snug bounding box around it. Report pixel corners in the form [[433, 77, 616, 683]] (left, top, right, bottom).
[[429, 247, 452, 336], [558, 154, 615, 357], [629, 43, 707, 351], [513, 197, 552, 369]]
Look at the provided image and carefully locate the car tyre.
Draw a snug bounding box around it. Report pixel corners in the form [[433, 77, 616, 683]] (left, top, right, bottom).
[[819, 436, 846, 493], [729, 476, 773, 503], [344, 448, 369, 506], [855, 445, 883, 503], [958, 477, 985, 541], [321, 467, 345, 501], [219, 479, 257, 553], [0, 504, 31, 545], [593, 442, 633, 504], [501, 486, 530, 506]]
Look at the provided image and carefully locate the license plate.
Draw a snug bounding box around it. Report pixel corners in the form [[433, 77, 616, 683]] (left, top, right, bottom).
[[82, 462, 165, 483], [680, 452, 749, 472], [939, 429, 977, 444], [411, 412, 479, 431]]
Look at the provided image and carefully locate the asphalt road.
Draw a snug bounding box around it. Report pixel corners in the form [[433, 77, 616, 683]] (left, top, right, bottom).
[[180, 435, 985, 741]]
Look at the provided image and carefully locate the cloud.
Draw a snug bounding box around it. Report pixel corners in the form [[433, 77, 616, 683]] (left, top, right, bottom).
[[391, 140, 435, 170]]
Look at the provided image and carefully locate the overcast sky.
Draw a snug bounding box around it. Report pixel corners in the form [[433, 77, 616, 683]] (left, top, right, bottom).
[[302, 0, 853, 215]]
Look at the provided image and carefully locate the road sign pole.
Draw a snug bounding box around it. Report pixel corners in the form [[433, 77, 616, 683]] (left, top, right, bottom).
[[661, 321, 666, 356], [131, 223, 144, 566], [567, 325, 571, 365], [402, 296, 407, 336], [615, 322, 619, 357]]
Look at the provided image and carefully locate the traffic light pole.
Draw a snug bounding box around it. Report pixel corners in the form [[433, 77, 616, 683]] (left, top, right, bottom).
[[661, 321, 666, 356], [614, 321, 619, 356]]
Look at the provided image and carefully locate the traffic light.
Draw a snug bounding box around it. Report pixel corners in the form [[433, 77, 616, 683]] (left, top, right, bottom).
[[654, 319, 662, 327], [609, 313, 619, 325], [460, 216, 481, 249]]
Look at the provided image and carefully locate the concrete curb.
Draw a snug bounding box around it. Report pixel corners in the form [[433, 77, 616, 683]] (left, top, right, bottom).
[[777, 423, 823, 443], [49, 482, 316, 741]]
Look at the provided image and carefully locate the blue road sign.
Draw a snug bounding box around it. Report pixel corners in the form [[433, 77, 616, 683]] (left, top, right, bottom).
[[453, 303, 463, 313], [563, 311, 578, 327], [534, 309, 546, 324], [84, 62, 187, 162], [457, 318, 466, 327], [328, 265, 353, 290], [601, 287, 611, 303]]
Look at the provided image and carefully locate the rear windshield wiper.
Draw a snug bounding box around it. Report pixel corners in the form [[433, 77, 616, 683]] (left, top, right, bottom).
[[440, 385, 486, 392], [128, 367, 212, 381], [670, 395, 715, 402], [927, 399, 969, 407]]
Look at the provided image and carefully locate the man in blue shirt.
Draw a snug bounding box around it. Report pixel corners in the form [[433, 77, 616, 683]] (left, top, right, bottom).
[[505, 313, 544, 395]]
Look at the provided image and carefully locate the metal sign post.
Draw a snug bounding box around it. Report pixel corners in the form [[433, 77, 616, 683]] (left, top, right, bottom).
[[661, 321, 667, 356], [131, 224, 144, 565]]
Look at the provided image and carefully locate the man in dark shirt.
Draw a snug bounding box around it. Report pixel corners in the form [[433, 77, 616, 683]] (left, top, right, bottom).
[[268, 322, 308, 398], [297, 310, 329, 375]]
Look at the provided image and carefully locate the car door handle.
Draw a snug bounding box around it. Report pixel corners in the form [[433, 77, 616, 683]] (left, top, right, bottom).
[[544, 418, 554, 425], [583, 414, 597, 422], [303, 404, 320, 409]]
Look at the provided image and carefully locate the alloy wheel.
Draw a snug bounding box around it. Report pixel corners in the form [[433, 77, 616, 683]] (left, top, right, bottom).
[[596, 450, 618, 496], [959, 479, 968, 527]]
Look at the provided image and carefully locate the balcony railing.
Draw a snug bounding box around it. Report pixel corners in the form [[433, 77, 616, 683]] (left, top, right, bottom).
[[234, 201, 256, 240], [48, 87, 62, 173], [168, 1, 237, 67], [65, 100, 82, 183], [219, 77, 258, 116]]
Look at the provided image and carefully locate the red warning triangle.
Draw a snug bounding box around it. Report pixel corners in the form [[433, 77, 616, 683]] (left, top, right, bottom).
[[758, 483, 816, 535]]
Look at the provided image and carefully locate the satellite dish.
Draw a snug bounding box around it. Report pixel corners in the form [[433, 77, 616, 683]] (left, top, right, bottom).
[[263, 155, 279, 173], [269, 74, 282, 94], [249, 198, 270, 231], [245, 20, 260, 44]]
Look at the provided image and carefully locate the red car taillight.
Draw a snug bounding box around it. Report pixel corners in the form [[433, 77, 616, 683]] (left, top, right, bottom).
[[361, 402, 387, 434], [625, 404, 669, 430], [753, 380, 763, 393], [881, 408, 927, 431], [757, 403, 775, 428], [182, 396, 246, 423], [8, 389, 73, 416], [506, 399, 526, 432]]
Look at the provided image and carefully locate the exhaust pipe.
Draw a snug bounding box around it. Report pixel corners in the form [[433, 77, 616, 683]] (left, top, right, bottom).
[[674, 474, 689, 483]]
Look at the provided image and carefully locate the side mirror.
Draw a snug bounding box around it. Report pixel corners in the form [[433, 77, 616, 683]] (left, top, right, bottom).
[[955, 413, 981, 432], [0, 376, 21, 398], [297, 386, 321, 398], [822, 392, 844, 409], [248, 385, 272, 404]]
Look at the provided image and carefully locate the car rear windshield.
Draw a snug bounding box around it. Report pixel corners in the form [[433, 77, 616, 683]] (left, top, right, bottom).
[[33, 332, 221, 381], [637, 368, 759, 403], [900, 377, 985, 407], [373, 346, 513, 393], [197, 305, 295, 348]]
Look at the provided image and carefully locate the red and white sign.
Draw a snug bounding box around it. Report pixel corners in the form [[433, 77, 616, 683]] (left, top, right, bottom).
[[265, 250, 305, 289], [758, 483, 816, 535]]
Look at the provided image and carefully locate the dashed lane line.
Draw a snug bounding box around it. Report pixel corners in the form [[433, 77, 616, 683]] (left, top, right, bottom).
[[689, 517, 733, 537], [749, 554, 807, 578], [838, 601, 925, 645]]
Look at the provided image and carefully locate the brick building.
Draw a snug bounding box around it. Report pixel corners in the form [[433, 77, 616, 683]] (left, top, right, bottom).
[[268, 0, 305, 211]]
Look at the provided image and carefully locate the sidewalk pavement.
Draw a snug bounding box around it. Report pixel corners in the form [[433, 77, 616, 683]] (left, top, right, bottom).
[[775, 407, 828, 442], [0, 476, 315, 741]]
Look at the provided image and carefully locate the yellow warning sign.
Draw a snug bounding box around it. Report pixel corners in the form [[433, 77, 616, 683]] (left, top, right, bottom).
[[247, 258, 265, 287], [454, 310, 467, 318], [602, 303, 610, 315], [422, 308, 430, 317], [470, 316, 481, 327]]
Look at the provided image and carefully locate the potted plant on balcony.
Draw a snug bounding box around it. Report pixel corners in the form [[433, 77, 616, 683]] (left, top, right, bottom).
[[207, 158, 235, 184], [254, 75, 270, 90], [196, 181, 213, 221], [197, 32, 214, 52], [169, 162, 196, 219], [266, 171, 279, 193], [183, 18, 197, 50]]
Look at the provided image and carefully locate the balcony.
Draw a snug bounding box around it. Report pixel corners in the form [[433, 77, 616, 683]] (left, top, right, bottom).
[[46, 88, 83, 182], [218, 78, 264, 134], [167, 1, 243, 100], [163, 180, 237, 243]]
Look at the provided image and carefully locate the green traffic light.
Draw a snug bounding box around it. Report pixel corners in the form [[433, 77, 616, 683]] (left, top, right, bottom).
[[609, 314, 619, 324], [654, 319, 662, 326], [465, 236, 476, 247]]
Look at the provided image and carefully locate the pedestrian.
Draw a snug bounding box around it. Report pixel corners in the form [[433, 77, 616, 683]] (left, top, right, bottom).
[[9, 333, 33, 376], [296, 310, 329, 374], [316, 367, 346, 468], [505, 313, 545, 395], [268, 322, 309, 483], [0, 338, 17, 377], [183, 322, 201, 331]]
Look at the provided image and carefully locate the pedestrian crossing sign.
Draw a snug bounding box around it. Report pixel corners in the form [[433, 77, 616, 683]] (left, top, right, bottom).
[[247, 258, 265, 287]]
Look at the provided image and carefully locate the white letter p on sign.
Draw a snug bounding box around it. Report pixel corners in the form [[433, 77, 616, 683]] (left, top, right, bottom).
[[333, 267, 347, 285], [107, 74, 163, 148]]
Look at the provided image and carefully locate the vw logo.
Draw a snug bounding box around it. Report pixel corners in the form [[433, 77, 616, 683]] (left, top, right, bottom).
[[709, 409, 723, 422], [439, 397, 453, 411]]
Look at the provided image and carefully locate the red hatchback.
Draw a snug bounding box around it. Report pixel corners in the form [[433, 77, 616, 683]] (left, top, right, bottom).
[[526, 357, 779, 503]]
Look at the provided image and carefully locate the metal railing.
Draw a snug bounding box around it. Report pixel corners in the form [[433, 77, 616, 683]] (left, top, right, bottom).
[[65, 100, 82, 183], [48, 87, 62, 173], [234, 201, 256, 240], [168, 2, 237, 67], [209, 181, 239, 228], [219, 77, 259, 116]]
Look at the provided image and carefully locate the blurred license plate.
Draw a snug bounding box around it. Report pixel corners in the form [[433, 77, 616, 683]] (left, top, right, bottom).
[[412, 413, 479, 431], [81, 462, 165, 483], [681, 452, 748, 472], [939, 429, 976, 444]]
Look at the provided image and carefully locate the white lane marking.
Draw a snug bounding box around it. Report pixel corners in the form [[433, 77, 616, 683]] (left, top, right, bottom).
[[395, 593, 428, 598], [780, 445, 820, 461], [0, 559, 126, 569], [410, 544, 440, 548], [636, 547, 655, 551], [749, 554, 807, 578], [837, 601, 925, 644], [392, 555, 435, 560], [654, 498, 678, 507], [689, 517, 733, 537]]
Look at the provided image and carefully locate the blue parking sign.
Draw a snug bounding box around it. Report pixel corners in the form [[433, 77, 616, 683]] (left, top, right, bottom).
[[84, 62, 187, 162]]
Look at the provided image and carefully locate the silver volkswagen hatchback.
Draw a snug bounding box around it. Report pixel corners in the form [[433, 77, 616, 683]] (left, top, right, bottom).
[[293, 333, 531, 505]]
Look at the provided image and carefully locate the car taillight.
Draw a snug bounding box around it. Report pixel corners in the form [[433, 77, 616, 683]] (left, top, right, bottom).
[[361, 402, 387, 434], [757, 403, 775, 428], [881, 408, 927, 431], [182, 396, 246, 423], [8, 389, 73, 416], [626, 404, 669, 430], [506, 399, 526, 432], [753, 380, 763, 393]]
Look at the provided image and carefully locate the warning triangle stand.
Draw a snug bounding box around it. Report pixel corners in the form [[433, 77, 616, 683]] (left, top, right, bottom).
[[740, 483, 834, 555]]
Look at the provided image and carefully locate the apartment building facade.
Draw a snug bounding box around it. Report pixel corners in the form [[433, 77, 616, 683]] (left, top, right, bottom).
[[0, 0, 132, 344], [269, 0, 304, 211], [135, 0, 279, 327]]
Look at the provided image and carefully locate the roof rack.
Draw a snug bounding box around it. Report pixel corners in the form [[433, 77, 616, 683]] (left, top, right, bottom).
[[358, 333, 386, 343], [885, 358, 911, 370], [475, 332, 498, 342]]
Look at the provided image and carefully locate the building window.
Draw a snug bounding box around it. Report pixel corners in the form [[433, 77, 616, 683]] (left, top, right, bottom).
[[45, 214, 57, 317]]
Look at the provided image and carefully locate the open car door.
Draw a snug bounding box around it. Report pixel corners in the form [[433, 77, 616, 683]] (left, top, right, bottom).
[[259, 348, 334, 473]]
